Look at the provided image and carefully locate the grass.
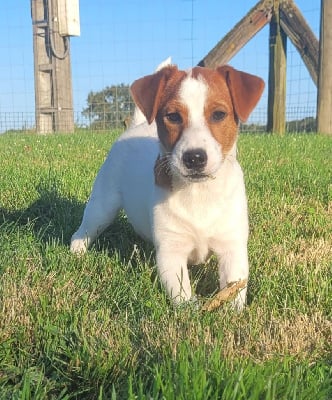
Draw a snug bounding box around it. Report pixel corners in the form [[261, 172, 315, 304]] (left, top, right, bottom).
[[0, 131, 331, 399]]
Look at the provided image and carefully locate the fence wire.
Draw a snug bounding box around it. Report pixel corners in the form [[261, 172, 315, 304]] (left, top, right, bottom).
[[0, 1, 321, 134]]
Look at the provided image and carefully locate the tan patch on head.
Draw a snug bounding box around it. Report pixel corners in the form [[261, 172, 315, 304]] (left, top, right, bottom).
[[155, 101, 189, 152], [131, 65, 188, 153], [192, 67, 239, 155], [217, 65, 265, 122], [131, 66, 187, 125]]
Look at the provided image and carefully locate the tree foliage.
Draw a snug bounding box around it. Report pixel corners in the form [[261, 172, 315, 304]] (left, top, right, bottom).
[[286, 116, 316, 132], [82, 84, 134, 130]]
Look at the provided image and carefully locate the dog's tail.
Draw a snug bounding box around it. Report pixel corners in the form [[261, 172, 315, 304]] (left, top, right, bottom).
[[130, 105, 146, 127], [130, 57, 172, 128], [155, 56, 172, 71]]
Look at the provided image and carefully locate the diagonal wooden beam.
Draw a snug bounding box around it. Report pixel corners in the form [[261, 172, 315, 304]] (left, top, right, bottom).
[[198, 0, 273, 68], [279, 0, 319, 85]]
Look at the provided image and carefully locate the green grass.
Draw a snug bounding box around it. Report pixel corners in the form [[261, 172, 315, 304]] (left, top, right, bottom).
[[0, 131, 331, 399]]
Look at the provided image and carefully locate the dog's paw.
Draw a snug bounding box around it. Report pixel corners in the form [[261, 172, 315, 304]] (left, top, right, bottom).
[[70, 238, 88, 254]]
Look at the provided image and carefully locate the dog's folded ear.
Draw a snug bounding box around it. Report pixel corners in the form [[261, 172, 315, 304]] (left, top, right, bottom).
[[130, 65, 179, 124], [217, 66, 265, 122]]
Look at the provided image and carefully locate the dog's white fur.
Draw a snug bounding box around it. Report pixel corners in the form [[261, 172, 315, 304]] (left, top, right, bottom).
[[71, 60, 264, 307]]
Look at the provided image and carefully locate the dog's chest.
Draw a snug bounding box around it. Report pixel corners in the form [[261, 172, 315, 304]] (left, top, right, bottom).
[[169, 187, 222, 232], [154, 180, 237, 262]]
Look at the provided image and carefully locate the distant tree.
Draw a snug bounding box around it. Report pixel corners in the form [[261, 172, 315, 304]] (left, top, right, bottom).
[[286, 116, 316, 133], [241, 116, 317, 134], [82, 84, 134, 130]]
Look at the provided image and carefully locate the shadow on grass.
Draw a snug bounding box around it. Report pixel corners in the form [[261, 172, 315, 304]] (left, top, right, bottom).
[[0, 176, 153, 261], [0, 179, 84, 245], [0, 177, 241, 299]]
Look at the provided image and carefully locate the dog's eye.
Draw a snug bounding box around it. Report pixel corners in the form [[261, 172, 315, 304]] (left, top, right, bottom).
[[211, 110, 227, 122], [165, 112, 183, 124]]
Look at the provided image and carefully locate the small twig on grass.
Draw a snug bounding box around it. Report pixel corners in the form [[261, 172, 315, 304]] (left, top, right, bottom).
[[202, 279, 248, 311]]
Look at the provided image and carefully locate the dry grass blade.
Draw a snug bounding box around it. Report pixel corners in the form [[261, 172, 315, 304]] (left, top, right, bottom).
[[202, 279, 248, 311]]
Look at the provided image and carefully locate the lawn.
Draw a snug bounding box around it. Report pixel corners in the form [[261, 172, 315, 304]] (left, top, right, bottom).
[[0, 131, 331, 399]]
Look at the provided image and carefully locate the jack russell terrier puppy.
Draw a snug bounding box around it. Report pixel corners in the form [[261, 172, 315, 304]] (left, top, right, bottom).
[[71, 62, 264, 308]]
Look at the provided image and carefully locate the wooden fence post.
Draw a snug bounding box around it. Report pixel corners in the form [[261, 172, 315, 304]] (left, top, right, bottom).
[[267, 0, 287, 135], [31, 0, 74, 133], [317, 0, 332, 135]]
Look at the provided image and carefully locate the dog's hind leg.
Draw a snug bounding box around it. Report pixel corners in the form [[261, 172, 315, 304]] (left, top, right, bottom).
[[70, 167, 122, 254], [70, 193, 121, 254]]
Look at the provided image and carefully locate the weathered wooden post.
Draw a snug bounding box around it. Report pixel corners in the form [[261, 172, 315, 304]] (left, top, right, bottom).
[[31, 0, 79, 133], [317, 0, 332, 135], [267, 0, 287, 135]]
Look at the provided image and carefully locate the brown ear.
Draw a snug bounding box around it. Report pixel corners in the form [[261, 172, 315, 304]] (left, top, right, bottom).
[[130, 65, 179, 124], [217, 65, 265, 122]]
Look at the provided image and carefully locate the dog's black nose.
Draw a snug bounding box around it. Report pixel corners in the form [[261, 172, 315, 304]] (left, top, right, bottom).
[[182, 148, 207, 170]]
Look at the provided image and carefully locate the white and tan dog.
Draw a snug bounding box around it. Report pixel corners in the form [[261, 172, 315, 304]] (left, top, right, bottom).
[[71, 61, 264, 308]]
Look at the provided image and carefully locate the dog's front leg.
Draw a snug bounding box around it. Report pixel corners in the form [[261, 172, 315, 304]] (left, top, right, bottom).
[[217, 243, 249, 310], [155, 245, 192, 303]]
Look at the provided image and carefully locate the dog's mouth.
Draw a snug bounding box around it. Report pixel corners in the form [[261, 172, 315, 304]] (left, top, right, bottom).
[[182, 172, 213, 182]]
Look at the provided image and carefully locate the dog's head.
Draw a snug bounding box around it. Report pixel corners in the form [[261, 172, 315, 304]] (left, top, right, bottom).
[[131, 65, 264, 188]]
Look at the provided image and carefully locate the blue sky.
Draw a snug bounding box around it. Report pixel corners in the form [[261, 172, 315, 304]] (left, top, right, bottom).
[[0, 1, 321, 129]]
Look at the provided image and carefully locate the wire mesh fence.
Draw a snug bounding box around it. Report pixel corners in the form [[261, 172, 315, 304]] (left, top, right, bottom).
[[0, 1, 321, 135], [0, 107, 317, 135]]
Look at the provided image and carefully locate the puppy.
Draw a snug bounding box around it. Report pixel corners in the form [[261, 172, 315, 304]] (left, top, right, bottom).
[[71, 63, 264, 308]]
